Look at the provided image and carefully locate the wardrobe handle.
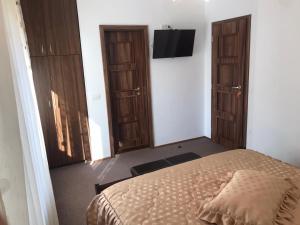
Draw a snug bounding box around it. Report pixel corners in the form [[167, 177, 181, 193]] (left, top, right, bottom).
[[41, 44, 45, 54], [49, 44, 53, 55]]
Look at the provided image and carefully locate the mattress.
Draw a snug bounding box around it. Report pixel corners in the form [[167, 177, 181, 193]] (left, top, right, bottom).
[[87, 150, 300, 225]]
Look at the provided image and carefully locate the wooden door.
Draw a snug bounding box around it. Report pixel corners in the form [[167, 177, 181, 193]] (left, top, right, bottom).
[[31, 56, 90, 168], [31, 57, 55, 164], [48, 56, 90, 167], [211, 16, 251, 149], [43, 0, 81, 55], [100, 26, 153, 155], [21, 0, 47, 56], [21, 0, 81, 56]]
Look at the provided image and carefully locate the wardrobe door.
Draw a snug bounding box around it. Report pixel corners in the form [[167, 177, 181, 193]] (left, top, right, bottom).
[[61, 0, 82, 54], [61, 55, 91, 160], [48, 56, 89, 167], [43, 0, 81, 55], [30, 57, 56, 165], [21, 0, 47, 56], [60, 55, 90, 160]]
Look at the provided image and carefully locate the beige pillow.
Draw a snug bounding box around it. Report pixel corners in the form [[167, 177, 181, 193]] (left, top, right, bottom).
[[198, 170, 300, 225]]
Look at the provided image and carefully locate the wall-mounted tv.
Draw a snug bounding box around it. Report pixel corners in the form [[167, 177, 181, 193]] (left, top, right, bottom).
[[153, 29, 195, 59]]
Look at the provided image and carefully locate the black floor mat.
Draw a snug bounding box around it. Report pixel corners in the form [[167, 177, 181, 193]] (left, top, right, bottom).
[[131, 152, 201, 176], [165, 152, 200, 165], [130, 159, 171, 176]]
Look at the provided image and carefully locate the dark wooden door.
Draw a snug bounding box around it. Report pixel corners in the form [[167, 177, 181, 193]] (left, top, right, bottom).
[[31, 57, 55, 163], [43, 0, 81, 55], [49, 56, 89, 167], [22, 0, 81, 56], [211, 16, 251, 149], [101, 27, 153, 154], [21, 0, 48, 56], [31, 56, 90, 168]]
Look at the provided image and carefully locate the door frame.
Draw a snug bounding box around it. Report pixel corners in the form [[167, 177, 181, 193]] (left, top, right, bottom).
[[211, 15, 251, 148], [99, 25, 154, 157]]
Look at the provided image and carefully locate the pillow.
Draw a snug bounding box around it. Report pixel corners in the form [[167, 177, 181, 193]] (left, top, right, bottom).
[[198, 170, 300, 225]]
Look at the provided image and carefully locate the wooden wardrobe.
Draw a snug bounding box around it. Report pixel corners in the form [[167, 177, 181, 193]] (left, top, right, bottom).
[[21, 0, 91, 168]]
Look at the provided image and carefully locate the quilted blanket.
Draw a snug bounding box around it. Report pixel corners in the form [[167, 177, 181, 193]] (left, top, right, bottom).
[[87, 150, 300, 225]]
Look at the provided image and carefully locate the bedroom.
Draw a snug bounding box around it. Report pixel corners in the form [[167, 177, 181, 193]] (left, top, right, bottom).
[[0, 0, 300, 225]]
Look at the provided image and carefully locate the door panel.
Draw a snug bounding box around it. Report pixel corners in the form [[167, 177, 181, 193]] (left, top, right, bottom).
[[212, 16, 251, 149], [60, 55, 90, 161], [21, 0, 47, 56], [31, 56, 89, 168], [61, 0, 82, 54], [49, 56, 89, 167], [21, 0, 81, 56], [103, 29, 152, 154], [31, 57, 54, 163], [43, 0, 64, 55], [43, 0, 81, 55], [67, 56, 91, 160]]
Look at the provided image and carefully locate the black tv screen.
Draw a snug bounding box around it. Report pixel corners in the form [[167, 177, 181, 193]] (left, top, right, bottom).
[[153, 29, 195, 59]]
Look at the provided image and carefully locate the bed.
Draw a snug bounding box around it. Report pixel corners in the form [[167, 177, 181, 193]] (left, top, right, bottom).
[[87, 150, 300, 225]]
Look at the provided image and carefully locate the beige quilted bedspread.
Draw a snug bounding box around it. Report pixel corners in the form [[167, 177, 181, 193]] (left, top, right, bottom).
[[86, 150, 300, 225]]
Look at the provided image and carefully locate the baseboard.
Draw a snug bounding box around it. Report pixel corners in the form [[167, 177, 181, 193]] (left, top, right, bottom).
[[154, 136, 210, 149], [90, 137, 212, 162]]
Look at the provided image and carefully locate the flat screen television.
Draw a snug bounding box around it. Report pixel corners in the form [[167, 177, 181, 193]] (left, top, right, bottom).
[[153, 29, 195, 59]]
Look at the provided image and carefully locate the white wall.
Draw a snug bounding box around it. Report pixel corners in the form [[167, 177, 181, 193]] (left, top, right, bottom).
[[76, 0, 207, 159], [204, 0, 300, 166], [246, 0, 300, 166], [0, 5, 30, 225]]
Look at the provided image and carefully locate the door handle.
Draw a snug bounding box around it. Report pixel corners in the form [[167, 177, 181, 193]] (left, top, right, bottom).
[[232, 85, 242, 90], [135, 87, 141, 96]]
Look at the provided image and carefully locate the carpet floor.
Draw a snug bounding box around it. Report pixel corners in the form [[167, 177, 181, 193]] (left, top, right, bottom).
[[50, 137, 226, 225]]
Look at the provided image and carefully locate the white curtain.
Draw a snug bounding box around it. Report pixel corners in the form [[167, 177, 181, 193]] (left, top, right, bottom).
[[0, 1, 59, 225], [0, 190, 7, 225]]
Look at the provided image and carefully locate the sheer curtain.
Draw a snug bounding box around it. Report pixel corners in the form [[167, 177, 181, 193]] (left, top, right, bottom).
[[0, 190, 7, 225], [0, 1, 59, 225]]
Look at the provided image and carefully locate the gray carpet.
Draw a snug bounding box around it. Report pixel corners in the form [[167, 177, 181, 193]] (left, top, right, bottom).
[[50, 137, 226, 225]]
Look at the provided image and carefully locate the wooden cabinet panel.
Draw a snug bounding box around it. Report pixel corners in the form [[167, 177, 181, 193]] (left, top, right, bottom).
[[49, 56, 89, 166], [31, 56, 90, 168], [21, 0, 81, 56], [61, 55, 91, 160], [61, 0, 82, 54], [43, 0, 81, 55], [31, 57, 57, 165], [21, 0, 47, 56], [42, 0, 64, 55]]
